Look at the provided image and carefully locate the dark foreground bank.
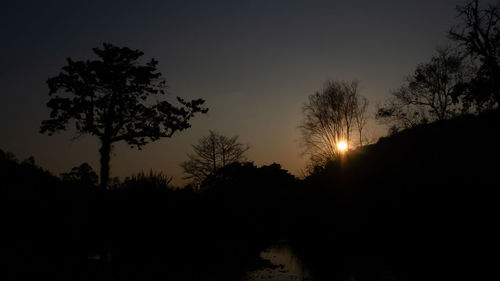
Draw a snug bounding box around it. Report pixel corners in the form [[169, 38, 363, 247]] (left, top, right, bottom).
[[2, 110, 499, 280]]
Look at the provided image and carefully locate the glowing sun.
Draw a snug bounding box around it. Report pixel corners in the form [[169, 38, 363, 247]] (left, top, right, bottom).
[[337, 141, 348, 152]]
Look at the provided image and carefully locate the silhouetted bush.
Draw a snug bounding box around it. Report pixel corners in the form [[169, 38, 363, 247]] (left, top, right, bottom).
[[60, 162, 99, 187]]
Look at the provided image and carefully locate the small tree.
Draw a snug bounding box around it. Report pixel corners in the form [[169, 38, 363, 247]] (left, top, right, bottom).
[[354, 95, 369, 146], [40, 43, 208, 188], [377, 48, 468, 131], [300, 80, 368, 165], [180, 130, 249, 185], [60, 163, 98, 186]]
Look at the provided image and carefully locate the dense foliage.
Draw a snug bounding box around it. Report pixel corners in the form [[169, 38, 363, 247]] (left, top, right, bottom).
[[40, 43, 208, 188]]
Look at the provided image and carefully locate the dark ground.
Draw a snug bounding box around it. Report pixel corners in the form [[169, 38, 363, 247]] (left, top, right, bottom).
[[2, 110, 499, 280]]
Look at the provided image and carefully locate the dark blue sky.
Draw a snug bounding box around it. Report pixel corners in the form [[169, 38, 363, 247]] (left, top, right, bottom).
[[0, 0, 465, 183]]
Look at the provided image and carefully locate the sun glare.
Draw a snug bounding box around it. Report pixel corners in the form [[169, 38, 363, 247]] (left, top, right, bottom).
[[337, 141, 348, 152]]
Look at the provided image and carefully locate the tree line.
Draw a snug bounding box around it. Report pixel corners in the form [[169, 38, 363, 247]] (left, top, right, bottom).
[[377, 0, 500, 133], [300, 0, 500, 167], [39, 0, 500, 187]]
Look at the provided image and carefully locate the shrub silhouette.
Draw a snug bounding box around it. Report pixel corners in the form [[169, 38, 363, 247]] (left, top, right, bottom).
[[60, 162, 98, 187]]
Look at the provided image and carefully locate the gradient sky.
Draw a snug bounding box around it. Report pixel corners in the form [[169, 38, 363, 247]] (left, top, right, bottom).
[[0, 0, 465, 184]]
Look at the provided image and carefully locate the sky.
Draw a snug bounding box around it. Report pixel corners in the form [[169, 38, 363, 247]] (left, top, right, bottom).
[[0, 0, 465, 185]]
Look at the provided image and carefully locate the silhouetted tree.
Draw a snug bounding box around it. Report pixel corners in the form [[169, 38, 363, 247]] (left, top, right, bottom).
[[60, 162, 98, 186], [354, 95, 369, 146], [449, 0, 500, 109], [376, 48, 468, 131], [40, 43, 208, 188], [0, 148, 16, 162], [300, 80, 367, 165], [181, 130, 249, 185], [21, 156, 36, 167]]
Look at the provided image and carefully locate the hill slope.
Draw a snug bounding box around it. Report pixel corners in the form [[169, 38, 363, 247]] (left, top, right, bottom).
[[295, 110, 500, 280]]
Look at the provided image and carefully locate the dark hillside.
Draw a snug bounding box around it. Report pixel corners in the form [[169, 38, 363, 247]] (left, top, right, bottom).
[[294, 109, 500, 280]]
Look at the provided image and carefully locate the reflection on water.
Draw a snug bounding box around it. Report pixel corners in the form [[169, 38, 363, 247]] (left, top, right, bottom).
[[243, 241, 313, 281]]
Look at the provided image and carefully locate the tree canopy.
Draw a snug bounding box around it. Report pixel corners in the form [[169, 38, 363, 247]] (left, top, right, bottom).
[[300, 80, 368, 166], [60, 163, 99, 186], [40, 43, 208, 188], [181, 130, 249, 186], [449, 0, 500, 109], [377, 48, 469, 131]]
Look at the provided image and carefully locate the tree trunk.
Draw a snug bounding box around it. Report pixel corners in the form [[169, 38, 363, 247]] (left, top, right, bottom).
[[99, 139, 111, 189], [98, 138, 112, 263], [212, 141, 217, 175]]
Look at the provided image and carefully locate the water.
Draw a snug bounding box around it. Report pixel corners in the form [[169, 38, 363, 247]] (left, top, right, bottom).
[[243, 241, 313, 281]]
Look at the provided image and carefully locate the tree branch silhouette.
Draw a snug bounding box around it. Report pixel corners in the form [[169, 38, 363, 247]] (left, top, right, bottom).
[[40, 43, 208, 188]]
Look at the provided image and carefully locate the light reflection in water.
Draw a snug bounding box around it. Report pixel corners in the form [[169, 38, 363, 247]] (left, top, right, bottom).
[[244, 241, 313, 281]]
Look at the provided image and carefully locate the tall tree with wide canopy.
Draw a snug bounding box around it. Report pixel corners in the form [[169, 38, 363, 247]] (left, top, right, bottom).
[[449, 0, 500, 109], [376, 48, 468, 131], [41, 43, 208, 188]]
